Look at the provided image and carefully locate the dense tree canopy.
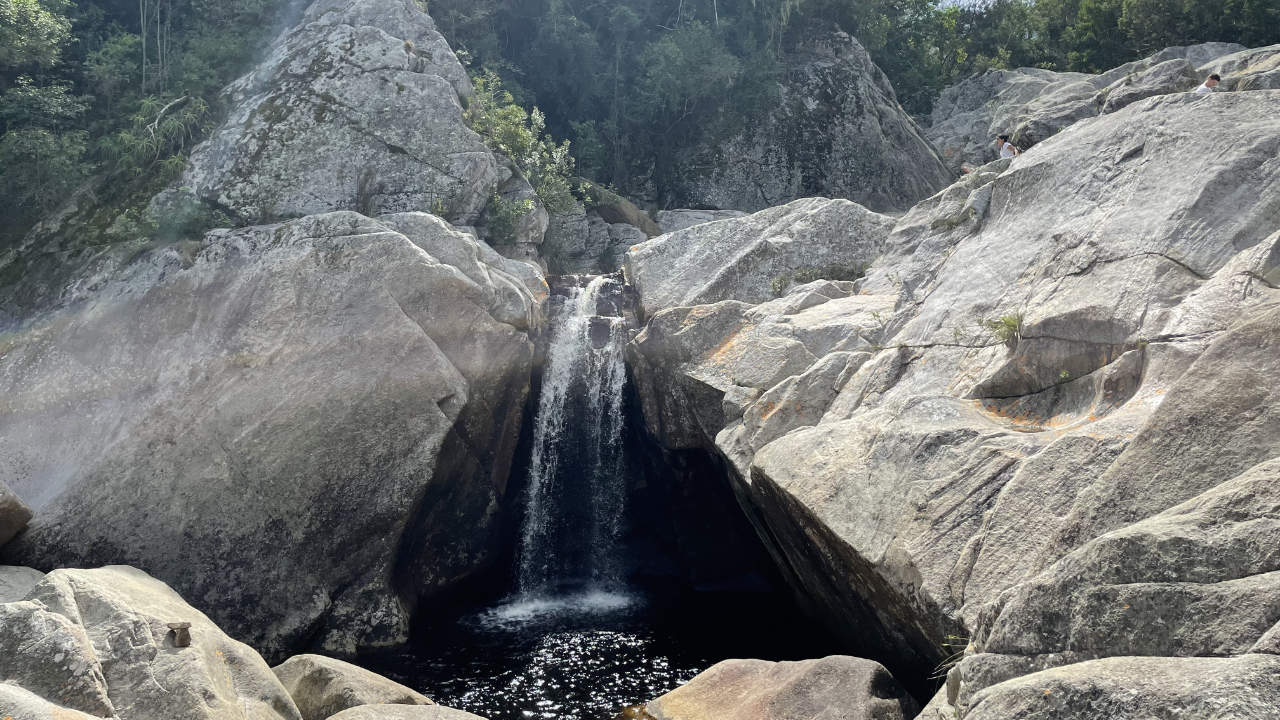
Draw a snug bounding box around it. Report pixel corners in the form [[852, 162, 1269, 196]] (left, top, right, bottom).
[[2, 0, 1277, 242]]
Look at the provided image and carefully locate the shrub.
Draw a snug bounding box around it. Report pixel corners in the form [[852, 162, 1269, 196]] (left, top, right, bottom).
[[770, 263, 867, 297]]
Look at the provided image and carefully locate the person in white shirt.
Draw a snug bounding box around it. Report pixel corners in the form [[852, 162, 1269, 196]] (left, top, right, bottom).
[[996, 134, 1020, 160], [1194, 74, 1221, 93]]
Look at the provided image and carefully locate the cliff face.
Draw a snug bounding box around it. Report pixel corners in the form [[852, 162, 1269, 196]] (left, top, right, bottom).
[[0, 0, 557, 660], [627, 87, 1280, 710], [673, 30, 953, 214]]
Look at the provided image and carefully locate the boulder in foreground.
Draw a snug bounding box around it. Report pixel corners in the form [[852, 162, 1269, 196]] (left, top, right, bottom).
[[274, 654, 434, 720], [0, 565, 301, 720], [644, 656, 917, 720]]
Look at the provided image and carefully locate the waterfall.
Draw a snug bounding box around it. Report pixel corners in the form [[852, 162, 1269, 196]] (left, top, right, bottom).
[[516, 275, 629, 599]]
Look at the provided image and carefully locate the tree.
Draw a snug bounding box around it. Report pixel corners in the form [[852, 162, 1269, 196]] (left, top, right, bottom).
[[0, 0, 73, 75]]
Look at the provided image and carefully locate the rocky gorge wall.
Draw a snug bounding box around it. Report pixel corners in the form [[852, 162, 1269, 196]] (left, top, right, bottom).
[[625, 85, 1280, 713], [0, 0, 558, 663]]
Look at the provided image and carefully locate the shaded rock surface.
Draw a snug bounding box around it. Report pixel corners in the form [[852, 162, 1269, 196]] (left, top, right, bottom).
[[0, 480, 32, 548], [675, 30, 951, 213], [625, 197, 894, 319], [927, 42, 1248, 168], [626, 89, 1280, 700], [543, 204, 649, 274], [964, 654, 1280, 720], [0, 566, 301, 720], [644, 656, 917, 720], [0, 211, 546, 660], [274, 654, 433, 720]]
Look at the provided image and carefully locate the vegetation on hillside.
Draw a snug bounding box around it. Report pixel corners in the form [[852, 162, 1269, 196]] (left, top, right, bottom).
[[2, 0, 1276, 244]]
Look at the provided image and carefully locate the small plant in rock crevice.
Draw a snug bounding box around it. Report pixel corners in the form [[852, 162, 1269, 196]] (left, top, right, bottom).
[[980, 312, 1024, 347]]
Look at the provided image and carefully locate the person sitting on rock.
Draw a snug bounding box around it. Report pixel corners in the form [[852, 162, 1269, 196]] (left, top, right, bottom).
[[996, 135, 1021, 160], [1194, 74, 1222, 93]]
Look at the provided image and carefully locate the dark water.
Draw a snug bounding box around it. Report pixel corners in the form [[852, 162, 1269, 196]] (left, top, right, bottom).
[[360, 586, 834, 720]]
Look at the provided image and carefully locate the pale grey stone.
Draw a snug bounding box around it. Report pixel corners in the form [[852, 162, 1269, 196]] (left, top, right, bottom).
[[0, 565, 43, 603], [0, 566, 301, 720], [273, 654, 433, 720], [645, 656, 917, 720]]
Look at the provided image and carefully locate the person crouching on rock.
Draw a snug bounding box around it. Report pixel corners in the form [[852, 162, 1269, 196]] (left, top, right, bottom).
[[1194, 74, 1221, 93], [996, 134, 1021, 160]]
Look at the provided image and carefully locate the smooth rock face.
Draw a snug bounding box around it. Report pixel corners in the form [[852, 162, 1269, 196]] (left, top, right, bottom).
[[625, 197, 894, 319], [0, 480, 32, 548], [0, 566, 301, 720], [644, 656, 918, 720], [627, 90, 1280, 695], [175, 0, 509, 226], [0, 211, 545, 660], [963, 654, 1280, 720], [274, 654, 432, 720], [675, 30, 951, 213], [927, 42, 1245, 168], [327, 706, 487, 720]]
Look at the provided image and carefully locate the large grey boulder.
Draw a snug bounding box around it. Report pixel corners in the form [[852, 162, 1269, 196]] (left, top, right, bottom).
[[0, 566, 301, 720], [626, 90, 1280, 693], [274, 654, 433, 720], [928, 42, 1245, 168], [173, 0, 513, 229], [0, 211, 545, 660], [624, 197, 894, 319], [644, 656, 917, 720], [963, 654, 1280, 720], [675, 30, 951, 213]]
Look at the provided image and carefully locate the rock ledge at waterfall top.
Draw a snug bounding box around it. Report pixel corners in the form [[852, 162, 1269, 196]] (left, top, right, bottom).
[[627, 87, 1280, 711], [0, 211, 546, 660]]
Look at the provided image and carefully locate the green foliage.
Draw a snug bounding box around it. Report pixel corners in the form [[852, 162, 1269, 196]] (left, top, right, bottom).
[[465, 70, 579, 215], [981, 313, 1025, 347], [0, 0, 73, 71], [770, 262, 867, 297], [484, 192, 535, 244]]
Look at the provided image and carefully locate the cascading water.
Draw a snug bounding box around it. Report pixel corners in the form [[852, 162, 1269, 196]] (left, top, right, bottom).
[[360, 276, 832, 720], [516, 275, 629, 599]]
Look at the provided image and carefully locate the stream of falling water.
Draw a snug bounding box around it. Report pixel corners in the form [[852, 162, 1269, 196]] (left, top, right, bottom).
[[360, 274, 833, 720], [516, 275, 629, 599]]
